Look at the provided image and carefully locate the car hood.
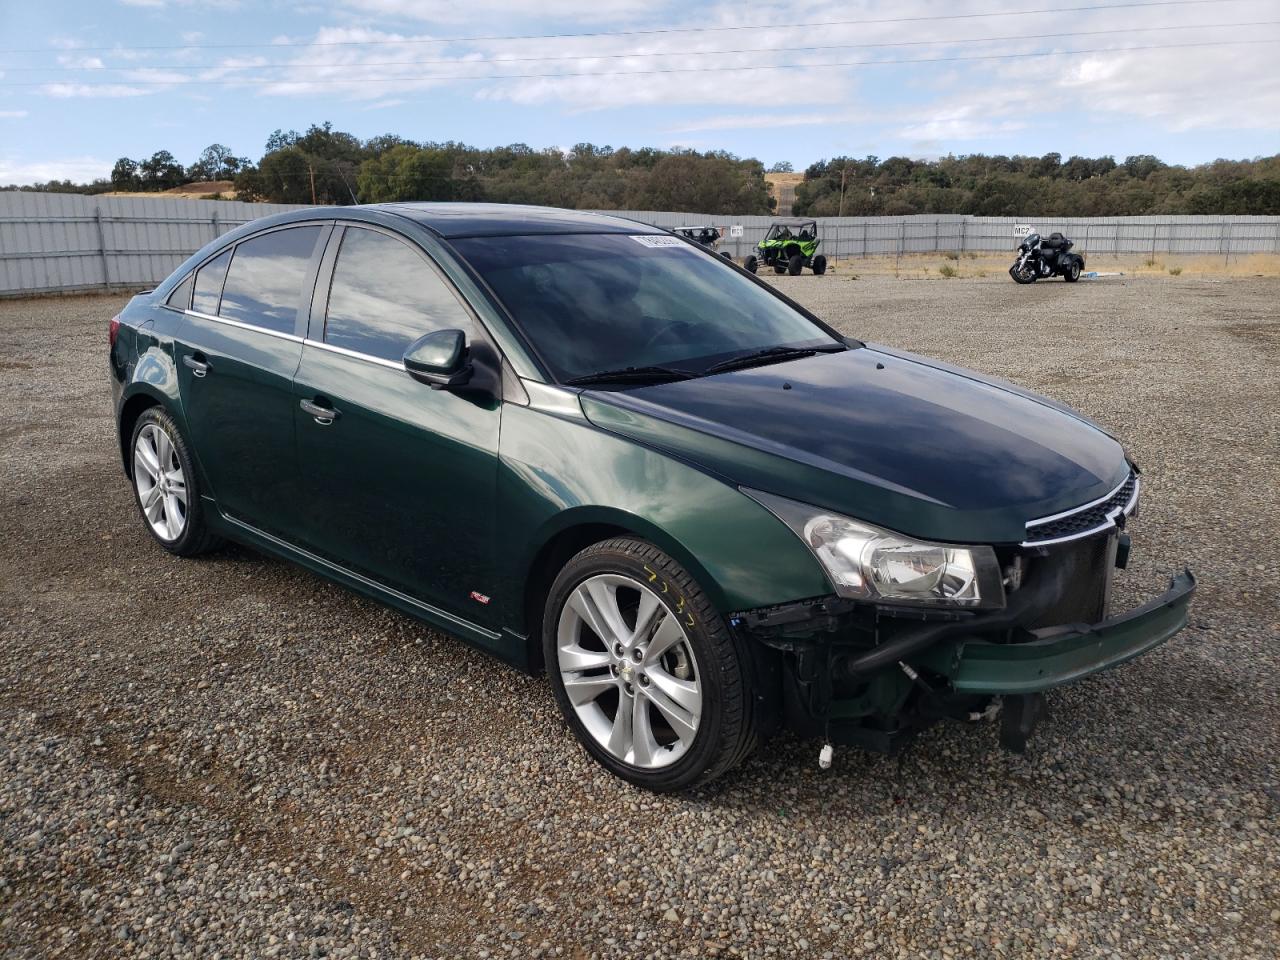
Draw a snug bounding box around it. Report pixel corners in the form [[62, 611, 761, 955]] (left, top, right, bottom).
[[578, 345, 1129, 545]]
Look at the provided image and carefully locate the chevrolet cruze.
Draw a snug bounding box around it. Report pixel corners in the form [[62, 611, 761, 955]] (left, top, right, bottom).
[[108, 204, 1194, 790]]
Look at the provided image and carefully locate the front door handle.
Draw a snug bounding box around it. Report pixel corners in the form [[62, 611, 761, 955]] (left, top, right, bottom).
[[300, 398, 339, 425], [183, 354, 209, 378]]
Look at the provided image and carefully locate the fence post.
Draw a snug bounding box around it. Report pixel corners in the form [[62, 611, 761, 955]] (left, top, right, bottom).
[[861, 220, 868, 259], [1223, 221, 1231, 266], [212, 207, 220, 242], [94, 205, 111, 291], [896, 220, 905, 273], [960, 218, 967, 253]]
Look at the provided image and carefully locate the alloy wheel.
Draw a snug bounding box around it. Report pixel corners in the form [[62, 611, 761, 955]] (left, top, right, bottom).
[[133, 422, 188, 541], [556, 573, 702, 769]]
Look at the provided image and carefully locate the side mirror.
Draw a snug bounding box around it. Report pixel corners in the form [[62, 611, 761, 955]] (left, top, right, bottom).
[[403, 329, 473, 390]]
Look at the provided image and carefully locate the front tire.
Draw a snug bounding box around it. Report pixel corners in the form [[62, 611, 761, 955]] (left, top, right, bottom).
[[543, 538, 756, 791], [1010, 263, 1036, 284], [812, 254, 827, 275], [787, 254, 804, 276], [129, 407, 221, 556]]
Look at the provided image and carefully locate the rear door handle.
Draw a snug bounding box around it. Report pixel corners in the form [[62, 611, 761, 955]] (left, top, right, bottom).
[[183, 354, 209, 378], [300, 398, 339, 425]]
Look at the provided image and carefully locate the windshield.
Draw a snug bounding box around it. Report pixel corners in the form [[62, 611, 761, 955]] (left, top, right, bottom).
[[452, 233, 839, 383]]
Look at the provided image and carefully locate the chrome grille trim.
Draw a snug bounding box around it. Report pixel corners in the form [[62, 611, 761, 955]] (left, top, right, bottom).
[[1021, 472, 1140, 548]]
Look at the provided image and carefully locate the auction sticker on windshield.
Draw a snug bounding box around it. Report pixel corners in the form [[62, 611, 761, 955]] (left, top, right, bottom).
[[629, 235, 685, 248]]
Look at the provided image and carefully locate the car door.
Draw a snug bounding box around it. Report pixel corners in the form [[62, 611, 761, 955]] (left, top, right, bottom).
[[176, 223, 328, 539], [291, 224, 502, 626]]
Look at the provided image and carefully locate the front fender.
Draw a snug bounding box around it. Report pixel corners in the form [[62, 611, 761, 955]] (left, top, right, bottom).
[[497, 402, 832, 629]]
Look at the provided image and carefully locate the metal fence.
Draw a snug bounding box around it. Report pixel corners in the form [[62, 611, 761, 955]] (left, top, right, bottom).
[[613, 210, 1280, 264], [0, 192, 307, 297], [3, 191, 1278, 297]]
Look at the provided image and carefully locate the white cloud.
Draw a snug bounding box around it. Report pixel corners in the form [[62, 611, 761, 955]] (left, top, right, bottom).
[[56, 55, 106, 69], [340, 0, 656, 24], [0, 110, 30, 118], [0, 156, 112, 184], [42, 82, 151, 98]]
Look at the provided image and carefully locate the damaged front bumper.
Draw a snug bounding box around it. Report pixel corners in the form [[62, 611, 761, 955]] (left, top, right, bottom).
[[736, 566, 1196, 755], [915, 569, 1195, 695]]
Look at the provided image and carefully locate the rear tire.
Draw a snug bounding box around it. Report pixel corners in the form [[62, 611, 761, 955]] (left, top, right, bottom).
[[773, 263, 787, 274], [1064, 260, 1081, 282], [543, 537, 757, 792], [787, 254, 803, 276], [744, 255, 758, 274], [129, 406, 221, 557], [812, 254, 827, 276]]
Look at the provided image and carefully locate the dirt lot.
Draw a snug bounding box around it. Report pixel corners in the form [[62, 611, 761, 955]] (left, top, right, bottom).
[[1, 276, 1277, 959]]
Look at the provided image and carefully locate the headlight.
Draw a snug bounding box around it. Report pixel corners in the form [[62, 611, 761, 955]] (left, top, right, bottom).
[[745, 489, 1005, 609]]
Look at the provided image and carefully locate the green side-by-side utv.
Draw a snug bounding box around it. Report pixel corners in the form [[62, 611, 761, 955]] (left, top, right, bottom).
[[744, 218, 827, 276]]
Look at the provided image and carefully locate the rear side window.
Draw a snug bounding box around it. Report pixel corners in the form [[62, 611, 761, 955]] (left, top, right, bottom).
[[191, 249, 231, 316], [219, 226, 321, 334], [324, 227, 472, 362], [165, 273, 194, 311]]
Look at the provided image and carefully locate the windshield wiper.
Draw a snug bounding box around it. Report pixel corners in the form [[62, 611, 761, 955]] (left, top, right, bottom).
[[563, 364, 696, 387], [704, 343, 845, 376]]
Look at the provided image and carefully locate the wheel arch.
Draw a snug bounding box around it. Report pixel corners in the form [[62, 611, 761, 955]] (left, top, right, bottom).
[[117, 385, 170, 478], [518, 507, 732, 672]]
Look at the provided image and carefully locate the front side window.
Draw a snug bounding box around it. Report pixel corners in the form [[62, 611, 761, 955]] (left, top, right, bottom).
[[219, 226, 321, 334], [191, 249, 230, 316], [324, 227, 472, 362], [452, 233, 837, 382]]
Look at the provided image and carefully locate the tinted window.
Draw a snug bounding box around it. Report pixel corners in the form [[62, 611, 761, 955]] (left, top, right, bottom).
[[324, 227, 472, 362], [166, 273, 194, 311], [452, 233, 836, 382], [219, 227, 321, 334], [191, 249, 230, 316]]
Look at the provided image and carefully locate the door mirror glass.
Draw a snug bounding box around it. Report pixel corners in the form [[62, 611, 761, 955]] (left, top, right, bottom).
[[403, 328, 472, 389]]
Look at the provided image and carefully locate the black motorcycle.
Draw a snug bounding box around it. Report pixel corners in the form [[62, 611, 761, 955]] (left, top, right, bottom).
[[1010, 232, 1084, 284]]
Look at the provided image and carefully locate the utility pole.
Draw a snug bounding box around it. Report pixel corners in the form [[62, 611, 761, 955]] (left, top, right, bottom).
[[838, 167, 848, 218], [308, 163, 317, 205]]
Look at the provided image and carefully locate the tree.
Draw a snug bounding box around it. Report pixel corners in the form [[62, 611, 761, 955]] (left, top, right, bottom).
[[189, 143, 246, 181], [111, 157, 141, 191], [138, 150, 185, 191], [357, 145, 455, 202], [768, 161, 794, 173]]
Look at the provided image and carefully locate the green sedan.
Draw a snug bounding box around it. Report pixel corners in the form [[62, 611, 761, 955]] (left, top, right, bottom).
[[108, 204, 1194, 791]]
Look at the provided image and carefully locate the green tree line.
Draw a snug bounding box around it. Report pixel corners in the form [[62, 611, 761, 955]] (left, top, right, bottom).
[[3, 121, 1277, 216], [230, 124, 773, 214], [794, 153, 1280, 217]]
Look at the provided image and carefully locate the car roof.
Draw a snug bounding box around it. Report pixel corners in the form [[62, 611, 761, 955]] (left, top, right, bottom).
[[373, 202, 665, 239], [770, 218, 816, 227]]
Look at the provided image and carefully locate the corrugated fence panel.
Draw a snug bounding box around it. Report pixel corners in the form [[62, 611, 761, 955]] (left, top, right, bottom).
[[3, 193, 1279, 296]]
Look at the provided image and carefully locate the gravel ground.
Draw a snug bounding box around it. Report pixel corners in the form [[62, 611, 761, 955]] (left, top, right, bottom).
[[1, 275, 1277, 959]]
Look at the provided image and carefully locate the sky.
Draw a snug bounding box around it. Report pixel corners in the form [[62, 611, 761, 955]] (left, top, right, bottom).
[[0, 0, 1277, 184]]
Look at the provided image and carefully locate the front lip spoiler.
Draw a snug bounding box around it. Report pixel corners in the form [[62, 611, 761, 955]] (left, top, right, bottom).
[[918, 569, 1196, 695]]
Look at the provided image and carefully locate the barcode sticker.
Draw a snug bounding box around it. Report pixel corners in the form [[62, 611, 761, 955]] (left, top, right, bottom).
[[629, 235, 685, 248]]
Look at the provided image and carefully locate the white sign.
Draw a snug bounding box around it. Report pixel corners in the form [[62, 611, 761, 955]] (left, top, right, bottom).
[[1013, 224, 1033, 237], [729, 224, 744, 238], [629, 234, 684, 248]]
